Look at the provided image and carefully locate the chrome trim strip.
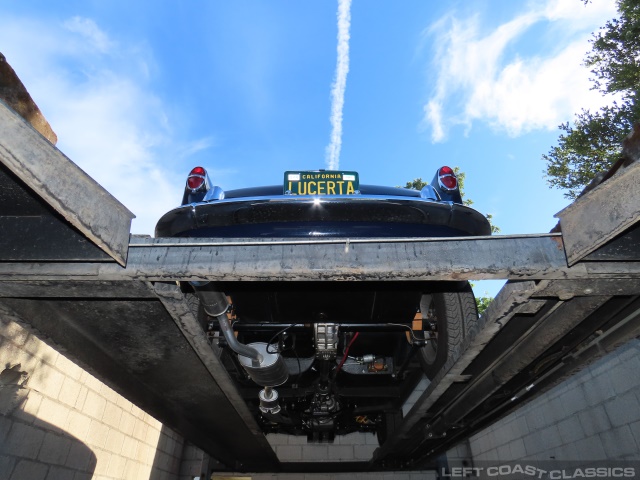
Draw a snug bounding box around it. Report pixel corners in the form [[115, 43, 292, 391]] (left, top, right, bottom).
[[169, 194, 451, 212], [130, 233, 562, 248]]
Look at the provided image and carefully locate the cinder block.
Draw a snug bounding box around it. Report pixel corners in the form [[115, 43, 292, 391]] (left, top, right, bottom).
[[540, 424, 564, 451], [496, 443, 510, 460], [119, 410, 136, 436], [364, 433, 378, 445], [0, 345, 41, 381], [116, 393, 133, 412], [38, 431, 71, 465], [54, 354, 83, 382], [104, 428, 126, 454], [123, 459, 141, 480], [599, 425, 639, 458], [552, 441, 580, 461], [578, 404, 611, 436], [107, 454, 127, 478], [85, 420, 109, 449], [29, 364, 66, 400], [74, 386, 89, 411], [572, 435, 607, 462], [99, 383, 120, 404], [266, 433, 289, 446], [64, 410, 90, 440], [556, 416, 585, 445], [92, 449, 111, 477], [46, 465, 75, 480], [590, 351, 621, 377], [603, 391, 640, 427], [131, 443, 146, 465], [276, 445, 302, 461], [82, 373, 105, 394], [326, 445, 354, 461], [508, 438, 526, 459], [301, 444, 329, 461], [608, 359, 640, 396], [35, 397, 70, 431], [130, 403, 144, 419], [133, 418, 148, 441], [65, 440, 95, 471], [337, 432, 367, 445], [121, 435, 140, 460], [469, 432, 490, 455], [9, 459, 48, 480], [582, 374, 616, 406], [5, 421, 45, 459], [558, 384, 589, 415], [522, 432, 546, 456], [13, 389, 43, 424], [0, 455, 16, 479], [102, 401, 123, 428], [83, 390, 106, 421], [547, 396, 568, 422], [524, 408, 549, 432], [58, 377, 82, 408], [145, 422, 163, 447], [353, 444, 376, 460], [288, 434, 309, 445]]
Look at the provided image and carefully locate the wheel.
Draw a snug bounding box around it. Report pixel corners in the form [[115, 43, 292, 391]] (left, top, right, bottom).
[[377, 410, 403, 446], [418, 283, 478, 379]]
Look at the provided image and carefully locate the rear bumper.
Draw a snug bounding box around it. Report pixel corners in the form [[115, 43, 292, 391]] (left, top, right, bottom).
[[155, 196, 492, 238]]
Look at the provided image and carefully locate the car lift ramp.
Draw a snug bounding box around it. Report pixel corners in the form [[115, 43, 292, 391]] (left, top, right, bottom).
[[2, 99, 640, 472]]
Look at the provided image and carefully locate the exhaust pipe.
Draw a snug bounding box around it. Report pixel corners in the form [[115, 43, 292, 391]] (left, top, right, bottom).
[[192, 284, 288, 387]]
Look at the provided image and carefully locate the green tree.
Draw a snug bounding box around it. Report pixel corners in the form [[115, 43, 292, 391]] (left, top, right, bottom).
[[544, 0, 640, 199]]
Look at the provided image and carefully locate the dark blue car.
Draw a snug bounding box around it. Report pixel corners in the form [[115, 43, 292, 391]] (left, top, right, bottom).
[[155, 167, 490, 443]]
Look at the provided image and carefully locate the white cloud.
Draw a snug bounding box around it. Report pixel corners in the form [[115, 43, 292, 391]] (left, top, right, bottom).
[[63, 16, 114, 54], [325, 0, 352, 170], [0, 15, 213, 235], [423, 0, 618, 142]]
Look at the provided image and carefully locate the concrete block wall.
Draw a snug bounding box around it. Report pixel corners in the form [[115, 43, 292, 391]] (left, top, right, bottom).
[[0, 312, 185, 480], [267, 431, 379, 463], [448, 339, 640, 466]]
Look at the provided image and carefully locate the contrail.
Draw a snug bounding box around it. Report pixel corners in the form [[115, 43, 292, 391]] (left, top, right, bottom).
[[325, 0, 352, 170]]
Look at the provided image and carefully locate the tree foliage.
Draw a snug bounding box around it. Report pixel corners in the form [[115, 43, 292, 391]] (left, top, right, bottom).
[[544, 0, 640, 199]]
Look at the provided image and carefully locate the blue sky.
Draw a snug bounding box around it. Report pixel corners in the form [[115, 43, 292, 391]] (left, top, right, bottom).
[[0, 0, 619, 295]]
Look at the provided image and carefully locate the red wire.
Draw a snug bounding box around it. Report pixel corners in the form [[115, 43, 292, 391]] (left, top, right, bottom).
[[335, 332, 359, 375]]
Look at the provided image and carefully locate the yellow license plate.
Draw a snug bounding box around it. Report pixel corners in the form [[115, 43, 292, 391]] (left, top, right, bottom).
[[284, 170, 359, 195]]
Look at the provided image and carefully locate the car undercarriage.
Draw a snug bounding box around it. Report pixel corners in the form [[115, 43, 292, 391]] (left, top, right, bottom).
[[186, 280, 478, 444]]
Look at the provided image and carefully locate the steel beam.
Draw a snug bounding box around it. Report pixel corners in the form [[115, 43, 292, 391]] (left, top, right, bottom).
[[0, 234, 639, 282], [152, 282, 280, 470], [0, 100, 134, 265], [556, 160, 640, 266]]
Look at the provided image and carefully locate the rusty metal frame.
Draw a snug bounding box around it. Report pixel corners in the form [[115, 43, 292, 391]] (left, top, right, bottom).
[[0, 100, 134, 265]]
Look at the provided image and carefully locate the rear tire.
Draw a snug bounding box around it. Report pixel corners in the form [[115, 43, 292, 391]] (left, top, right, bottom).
[[418, 284, 478, 379], [377, 410, 403, 446]]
